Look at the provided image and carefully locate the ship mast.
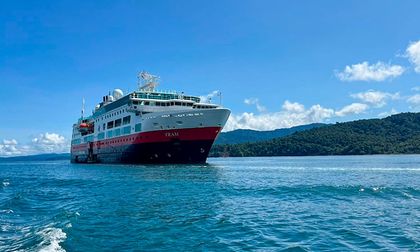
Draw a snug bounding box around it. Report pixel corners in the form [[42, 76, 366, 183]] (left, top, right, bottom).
[[81, 98, 85, 119]]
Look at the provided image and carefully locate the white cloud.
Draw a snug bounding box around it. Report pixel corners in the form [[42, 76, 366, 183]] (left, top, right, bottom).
[[0, 133, 69, 157], [350, 90, 400, 107], [336, 61, 405, 81], [335, 103, 369, 117], [32, 133, 66, 145], [3, 139, 18, 145], [244, 98, 266, 112], [224, 100, 370, 131], [199, 90, 220, 103], [406, 40, 420, 73], [31, 133, 69, 153], [412, 86, 420, 92], [407, 94, 420, 109], [0, 139, 21, 156], [282, 100, 305, 113]]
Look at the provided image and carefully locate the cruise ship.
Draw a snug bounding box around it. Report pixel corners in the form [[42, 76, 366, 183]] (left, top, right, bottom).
[[70, 72, 230, 164]]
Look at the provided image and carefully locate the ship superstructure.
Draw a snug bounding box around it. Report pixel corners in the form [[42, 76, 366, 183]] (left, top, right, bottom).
[[70, 72, 230, 163]]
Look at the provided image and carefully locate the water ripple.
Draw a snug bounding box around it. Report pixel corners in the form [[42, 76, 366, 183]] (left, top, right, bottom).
[[0, 156, 419, 251]]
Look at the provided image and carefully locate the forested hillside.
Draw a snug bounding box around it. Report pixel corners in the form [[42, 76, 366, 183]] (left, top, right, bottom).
[[210, 113, 420, 157]]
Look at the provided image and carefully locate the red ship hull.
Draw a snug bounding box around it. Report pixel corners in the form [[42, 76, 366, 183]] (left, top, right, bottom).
[[71, 127, 221, 164]]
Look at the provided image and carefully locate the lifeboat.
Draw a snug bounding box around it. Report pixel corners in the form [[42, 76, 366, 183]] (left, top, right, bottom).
[[78, 123, 90, 133]]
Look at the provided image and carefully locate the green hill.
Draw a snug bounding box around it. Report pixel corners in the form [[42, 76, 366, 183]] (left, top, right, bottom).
[[210, 112, 420, 157], [214, 123, 326, 145]]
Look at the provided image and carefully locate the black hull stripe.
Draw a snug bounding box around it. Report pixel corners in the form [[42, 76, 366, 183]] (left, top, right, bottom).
[[71, 139, 214, 164]]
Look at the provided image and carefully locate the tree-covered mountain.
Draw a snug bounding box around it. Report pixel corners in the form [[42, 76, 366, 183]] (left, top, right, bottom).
[[210, 112, 420, 157], [214, 123, 326, 145]]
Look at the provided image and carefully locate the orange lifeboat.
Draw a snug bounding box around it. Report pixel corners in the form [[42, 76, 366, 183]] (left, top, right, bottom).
[[79, 123, 90, 133]]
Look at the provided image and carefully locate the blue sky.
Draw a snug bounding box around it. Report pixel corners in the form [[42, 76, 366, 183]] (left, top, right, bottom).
[[1, 0, 420, 155]]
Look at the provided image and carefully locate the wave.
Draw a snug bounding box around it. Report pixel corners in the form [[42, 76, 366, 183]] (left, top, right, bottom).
[[224, 185, 420, 199], [37, 227, 67, 252]]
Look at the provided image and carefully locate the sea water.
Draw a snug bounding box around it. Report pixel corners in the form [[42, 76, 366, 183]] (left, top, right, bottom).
[[0, 155, 419, 251]]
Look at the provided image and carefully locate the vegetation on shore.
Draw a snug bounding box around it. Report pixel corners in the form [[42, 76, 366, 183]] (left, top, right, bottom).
[[210, 112, 420, 157]]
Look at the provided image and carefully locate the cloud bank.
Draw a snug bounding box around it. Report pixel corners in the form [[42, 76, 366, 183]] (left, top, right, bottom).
[[224, 100, 369, 131], [0, 133, 70, 157]]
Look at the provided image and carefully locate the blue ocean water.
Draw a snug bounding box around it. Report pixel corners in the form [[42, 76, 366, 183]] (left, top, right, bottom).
[[0, 156, 419, 251]]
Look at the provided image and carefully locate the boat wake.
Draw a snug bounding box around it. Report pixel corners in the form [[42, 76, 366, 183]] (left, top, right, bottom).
[[37, 227, 67, 252]]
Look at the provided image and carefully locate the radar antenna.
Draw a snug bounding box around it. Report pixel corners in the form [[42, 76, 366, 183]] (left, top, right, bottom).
[[138, 71, 160, 91]]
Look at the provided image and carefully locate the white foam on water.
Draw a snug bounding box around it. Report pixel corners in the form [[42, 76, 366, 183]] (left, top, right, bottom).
[[0, 209, 13, 213], [1, 223, 11, 232], [37, 227, 67, 252], [2, 181, 10, 187], [371, 186, 388, 193]]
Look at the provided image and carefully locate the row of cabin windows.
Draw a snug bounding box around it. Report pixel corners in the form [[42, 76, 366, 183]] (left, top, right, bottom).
[[90, 123, 141, 142], [95, 108, 127, 122], [193, 105, 216, 109], [104, 116, 131, 130], [75, 123, 142, 143], [131, 100, 216, 109], [83, 135, 94, 143], [107, 126, 131, 138], [131, 93, 200, 103], [132, 100, 193, 107], [71, 139, 82, 145]]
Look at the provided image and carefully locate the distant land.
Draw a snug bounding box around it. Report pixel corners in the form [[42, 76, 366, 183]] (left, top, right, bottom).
[[214, 123, 326, 145], [0, 153, 70, 162], [210, 112, 420, 157]]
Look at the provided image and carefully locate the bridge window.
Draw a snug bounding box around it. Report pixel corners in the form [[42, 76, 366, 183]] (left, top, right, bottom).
[[107, 121, 114, 129], [123, 116, 131, 125], [115, 118, 122, 127]]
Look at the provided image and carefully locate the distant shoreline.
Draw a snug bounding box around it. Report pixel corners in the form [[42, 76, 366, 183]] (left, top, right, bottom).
[[0, 153, 70, 162], [2, 153, 420, 162]]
